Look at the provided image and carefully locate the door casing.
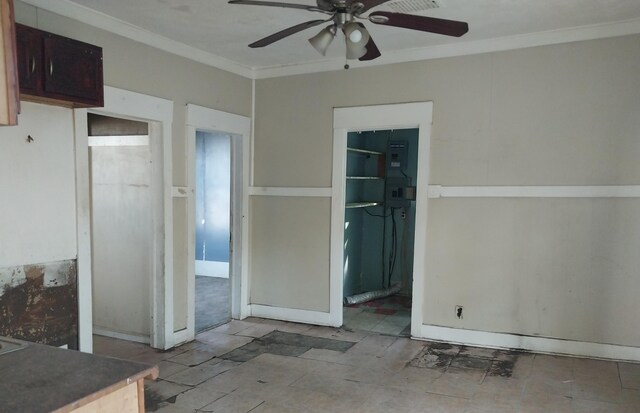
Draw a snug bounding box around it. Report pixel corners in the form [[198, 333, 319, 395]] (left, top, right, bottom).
[[331, 102, 433, 335]]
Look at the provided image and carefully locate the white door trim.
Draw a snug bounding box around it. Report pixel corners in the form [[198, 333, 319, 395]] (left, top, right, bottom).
[[73, 109, 92, 353], [331, 102, 433, 331], [184, 104, 251, 343], [75, 86, 174, 350]]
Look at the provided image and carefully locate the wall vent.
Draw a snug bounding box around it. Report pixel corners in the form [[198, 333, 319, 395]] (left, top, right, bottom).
[[385, 0, 443, 14]]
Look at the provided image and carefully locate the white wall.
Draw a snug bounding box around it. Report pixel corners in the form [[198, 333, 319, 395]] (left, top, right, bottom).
[[0, 102, 76, 267], [252, 34, 640, 348], [91, 143, 152, 339]]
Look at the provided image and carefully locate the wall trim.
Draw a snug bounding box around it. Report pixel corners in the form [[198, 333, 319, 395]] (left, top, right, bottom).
[[78, 86, 175, 350], [418, 324, 640, 362], [88, 135, 149, 147], [73, 109, 92, 353], [253, 18, 640, 78], [427, 185, 640, 198], [173, 329, 191, 347], [93, 328, 151, 345], [184, 104, 252, 347], [171, 186, 190, 198], [250, 304, 336, 327], [332, 102, 433, 333], [249, 187, 332, 198]]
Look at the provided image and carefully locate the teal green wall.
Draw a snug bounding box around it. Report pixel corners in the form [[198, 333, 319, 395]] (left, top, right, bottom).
[[343, 129, 419, 298]]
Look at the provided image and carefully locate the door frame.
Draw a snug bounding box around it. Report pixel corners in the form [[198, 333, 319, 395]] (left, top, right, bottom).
[[74, 86, 174, 351], [331, 102, 433, 335], [180, 104, 251, 343]]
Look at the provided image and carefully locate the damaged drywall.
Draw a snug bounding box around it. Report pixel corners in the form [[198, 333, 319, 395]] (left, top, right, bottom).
[[0, 260, 78, 349]]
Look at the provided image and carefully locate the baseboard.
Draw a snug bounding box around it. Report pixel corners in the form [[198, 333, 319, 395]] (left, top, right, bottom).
[[195, 260, 229, 278], [250, 304, 337, 327], [418, 324, 640, 362], [93, 328, 151, 345], [171, 329, 193, 348]]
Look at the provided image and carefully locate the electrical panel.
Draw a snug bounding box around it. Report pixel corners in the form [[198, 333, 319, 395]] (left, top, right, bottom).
[[385, 177, 411, 208], [387, 140, 408, 171]]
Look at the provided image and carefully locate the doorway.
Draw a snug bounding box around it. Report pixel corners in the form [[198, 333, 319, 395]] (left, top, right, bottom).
[[331, 102, 433, 336], [182, 103, 251, 344], [88, 114, 153, 343], [194, 131, 232, 332], [342, 129, 419, 336]]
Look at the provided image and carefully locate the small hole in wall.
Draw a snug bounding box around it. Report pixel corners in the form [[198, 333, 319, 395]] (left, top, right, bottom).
[[455, 305, 463, 319]]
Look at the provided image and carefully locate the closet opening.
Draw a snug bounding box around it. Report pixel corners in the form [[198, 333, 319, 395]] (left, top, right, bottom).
[[342, 128, 419, 336]]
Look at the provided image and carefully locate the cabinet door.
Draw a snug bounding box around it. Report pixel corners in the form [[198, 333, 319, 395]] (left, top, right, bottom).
[[43, 34, 103, 105], [15, 24, 42, 94]]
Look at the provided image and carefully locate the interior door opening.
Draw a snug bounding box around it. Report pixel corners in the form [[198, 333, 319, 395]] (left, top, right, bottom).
[[88, 113, 153, 344], [194, 130, 232, 333], [342, 128, 419, 337]]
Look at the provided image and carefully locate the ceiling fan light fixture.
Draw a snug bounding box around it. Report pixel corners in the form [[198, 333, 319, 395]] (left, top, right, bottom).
[[308, 25, 337, 56], [343, 21, 369, 60], [346, 44, 367, 60], [343, 21, 369, 46]]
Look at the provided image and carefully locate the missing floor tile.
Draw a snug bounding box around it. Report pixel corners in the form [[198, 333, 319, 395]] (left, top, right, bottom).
[[428, 342, 461, 355], [410, 343, 523, 377], [489, 359, 515, 377], [450, 355, 492, 370], [220, 330, 356, 362], [410, 348, 454, 369]]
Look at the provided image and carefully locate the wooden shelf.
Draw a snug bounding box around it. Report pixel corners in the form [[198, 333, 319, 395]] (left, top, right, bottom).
[[347, 147, 383, 156], [346, 202, 382, 209], [346, 176, 383, 180]]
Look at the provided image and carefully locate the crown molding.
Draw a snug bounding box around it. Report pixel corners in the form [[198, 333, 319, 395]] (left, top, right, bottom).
[[19, 0, 640, 80], [253, 17, 640, 78], [19, 0, 256, 79]]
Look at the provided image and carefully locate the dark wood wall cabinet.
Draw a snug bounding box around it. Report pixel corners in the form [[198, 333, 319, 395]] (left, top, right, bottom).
[[16, 23, 103, 108]]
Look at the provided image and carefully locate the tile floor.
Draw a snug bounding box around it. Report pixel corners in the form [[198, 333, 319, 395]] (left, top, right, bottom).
[[93, 317, 640, 413], [343, 294, 412, 336]]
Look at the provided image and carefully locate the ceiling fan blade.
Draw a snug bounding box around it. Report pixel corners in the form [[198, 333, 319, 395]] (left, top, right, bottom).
[[356, 23, 381, 61], [249, 19, 326, 48], [369, 11, 469, 37], [350, 0, 392, 13], [229, 0, 322, 12]]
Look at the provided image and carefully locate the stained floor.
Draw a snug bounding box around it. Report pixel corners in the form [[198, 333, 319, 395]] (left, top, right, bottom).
[[92, 318, 640, 413], [195, 276, 229, 333], [343, 294, 411, 336]]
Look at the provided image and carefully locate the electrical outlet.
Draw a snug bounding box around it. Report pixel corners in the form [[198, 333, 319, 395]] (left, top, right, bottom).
[[401, 208, 406, 219], [455, 305, 463, 319]]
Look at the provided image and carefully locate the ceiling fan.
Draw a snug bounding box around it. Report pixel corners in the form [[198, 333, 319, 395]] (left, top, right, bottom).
[[228, 0, 468, 66]]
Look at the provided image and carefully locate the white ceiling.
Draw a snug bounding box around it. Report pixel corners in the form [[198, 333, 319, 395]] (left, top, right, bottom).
[[24, 0, 640, 78]]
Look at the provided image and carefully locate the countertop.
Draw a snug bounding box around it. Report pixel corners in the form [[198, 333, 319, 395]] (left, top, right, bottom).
[[0, 340, 158, 413]]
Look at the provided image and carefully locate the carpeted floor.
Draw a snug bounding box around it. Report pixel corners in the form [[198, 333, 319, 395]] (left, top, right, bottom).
[[195, 276, 230, 332]]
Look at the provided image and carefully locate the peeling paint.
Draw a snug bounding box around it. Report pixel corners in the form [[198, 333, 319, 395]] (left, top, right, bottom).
[[0, 260, 78, 348], [42, 260, 76, 288], [0, 266, 27, 295]]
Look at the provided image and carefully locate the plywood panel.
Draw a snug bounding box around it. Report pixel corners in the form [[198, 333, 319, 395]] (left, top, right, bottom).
[[70, 382, 139, 413]]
